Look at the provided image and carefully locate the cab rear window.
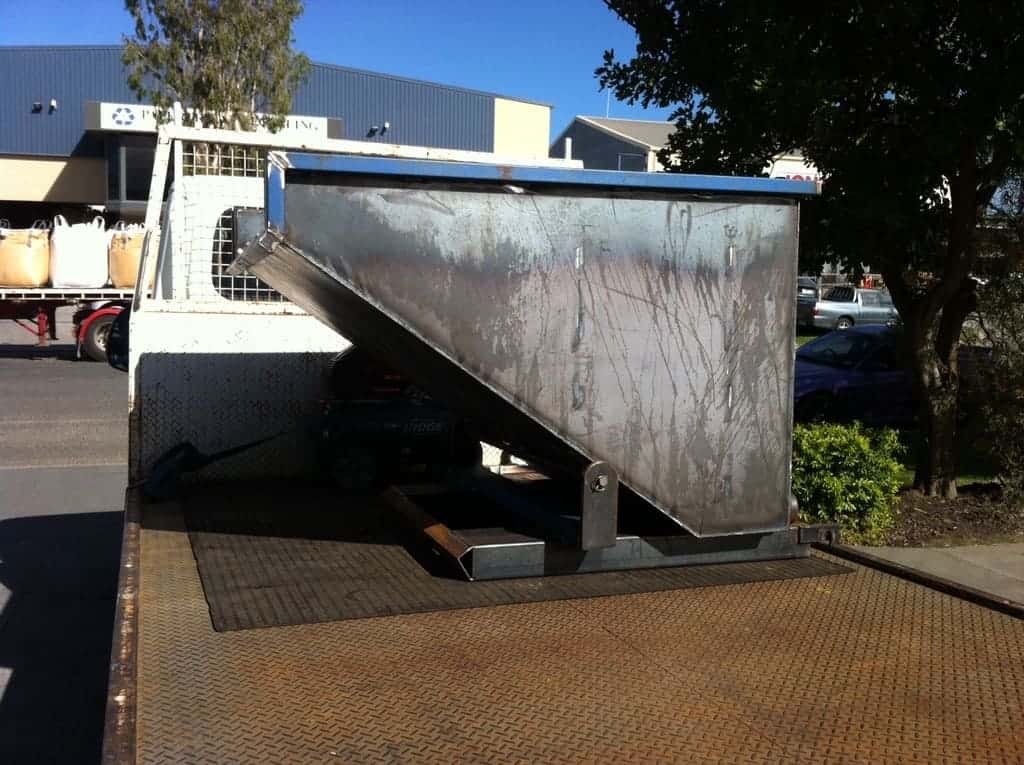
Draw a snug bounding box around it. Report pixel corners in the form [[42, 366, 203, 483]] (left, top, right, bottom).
[[823, 286, 855, 302]]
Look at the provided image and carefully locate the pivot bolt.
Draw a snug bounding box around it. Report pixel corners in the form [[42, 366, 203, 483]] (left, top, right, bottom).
[[591, 474, 609, 493]]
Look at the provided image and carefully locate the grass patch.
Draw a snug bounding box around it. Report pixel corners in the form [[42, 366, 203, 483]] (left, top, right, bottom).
[[896, 467, 994, 490], [795, 327, 827, 347], [895, 428, 997, 489]]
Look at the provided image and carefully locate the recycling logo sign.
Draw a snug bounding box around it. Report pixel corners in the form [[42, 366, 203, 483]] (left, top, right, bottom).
[[111, 106, 135, 127]]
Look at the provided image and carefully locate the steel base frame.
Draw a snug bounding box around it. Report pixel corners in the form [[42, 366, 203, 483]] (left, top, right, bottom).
[[384, 485, 826, 581]]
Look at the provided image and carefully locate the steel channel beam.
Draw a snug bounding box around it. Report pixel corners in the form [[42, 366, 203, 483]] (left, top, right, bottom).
[[385, 486, 809, 582], [461, 527, 808, 581]]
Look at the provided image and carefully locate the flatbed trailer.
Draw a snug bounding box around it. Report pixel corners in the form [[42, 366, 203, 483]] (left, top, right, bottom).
[[103, 483, 1024, 764], [102, 126, 1024, 763], [0, 287, 133, 359]]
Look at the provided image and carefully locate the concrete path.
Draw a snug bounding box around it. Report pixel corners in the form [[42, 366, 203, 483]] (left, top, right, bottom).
[[858, 543, 1024, 605]]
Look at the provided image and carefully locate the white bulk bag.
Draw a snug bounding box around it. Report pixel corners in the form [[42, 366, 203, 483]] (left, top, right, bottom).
[[50, 215, 109, 288]]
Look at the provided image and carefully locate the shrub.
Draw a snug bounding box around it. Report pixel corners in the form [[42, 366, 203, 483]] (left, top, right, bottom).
[[792, 423, 904, 544], [974, 276, 1024, 501]]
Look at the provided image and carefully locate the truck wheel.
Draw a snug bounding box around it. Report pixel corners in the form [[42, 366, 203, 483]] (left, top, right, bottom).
[[83, 314, 115, 362], [836, 316, 854, 330]]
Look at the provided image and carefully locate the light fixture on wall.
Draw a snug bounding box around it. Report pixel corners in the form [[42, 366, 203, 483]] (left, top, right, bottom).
[[31, 101, 42, 113], [49, 98, 58, 112], [366, 120, 391, 138]]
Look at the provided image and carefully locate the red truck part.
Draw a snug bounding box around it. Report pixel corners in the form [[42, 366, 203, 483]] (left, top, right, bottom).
[[77, 305, 123, 362]]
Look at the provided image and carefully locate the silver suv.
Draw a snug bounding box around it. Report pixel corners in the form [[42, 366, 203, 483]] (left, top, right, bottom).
[[810, 286, 898, 330]]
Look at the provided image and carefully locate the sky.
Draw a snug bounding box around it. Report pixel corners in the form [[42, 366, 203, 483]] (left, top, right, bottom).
[[0, 0, 676, 139]]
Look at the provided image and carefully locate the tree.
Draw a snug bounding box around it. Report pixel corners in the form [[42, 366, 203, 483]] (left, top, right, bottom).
[[123, 0, 310, 131], [974, 176, 1024, 500], [598, 2, 1024, 497]]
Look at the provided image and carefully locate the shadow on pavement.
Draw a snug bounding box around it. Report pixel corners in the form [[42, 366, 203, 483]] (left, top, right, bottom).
[[0, 343, 79, 361], [0, 511, 122, 764]]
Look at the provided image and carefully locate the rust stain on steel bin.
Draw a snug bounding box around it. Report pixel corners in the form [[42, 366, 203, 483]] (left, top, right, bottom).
[[240, 161, 807, 538]]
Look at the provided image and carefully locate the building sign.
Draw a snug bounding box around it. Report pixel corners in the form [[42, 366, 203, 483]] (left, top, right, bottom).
[[767, 154, 821, 183], [86, 101, 342, 140]]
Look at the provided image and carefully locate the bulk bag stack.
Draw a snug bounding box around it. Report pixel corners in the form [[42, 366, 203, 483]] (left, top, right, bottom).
[[50, 215, 109, 288], [0, 220, 50, 287], [108, 221, 148, 288]]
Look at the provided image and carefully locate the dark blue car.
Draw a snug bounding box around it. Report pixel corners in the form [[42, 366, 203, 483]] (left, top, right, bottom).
[[794, 325, 914, 427]]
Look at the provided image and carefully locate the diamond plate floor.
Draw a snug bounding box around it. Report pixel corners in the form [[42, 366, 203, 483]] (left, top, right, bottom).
[[183, 487, 847, 631], [137, 500, 1024, 764]]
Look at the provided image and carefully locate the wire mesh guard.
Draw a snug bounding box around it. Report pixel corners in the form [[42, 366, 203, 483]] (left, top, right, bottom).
[[211, 209, 285, 302], [182, 142, 264, 178], [182, 142, 285, 303]]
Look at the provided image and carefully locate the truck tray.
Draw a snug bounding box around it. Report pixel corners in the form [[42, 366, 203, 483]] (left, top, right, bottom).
[[105, 486, 1024, 764]]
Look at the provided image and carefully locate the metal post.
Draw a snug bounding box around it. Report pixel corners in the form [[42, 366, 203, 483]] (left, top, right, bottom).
[[118, 143, 127, 203], [36, 306, 48, 348]]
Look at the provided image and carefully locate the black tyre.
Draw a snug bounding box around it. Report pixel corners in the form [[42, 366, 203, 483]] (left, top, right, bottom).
[[83, 314, 115, 362], [835, 316, 854, 330]]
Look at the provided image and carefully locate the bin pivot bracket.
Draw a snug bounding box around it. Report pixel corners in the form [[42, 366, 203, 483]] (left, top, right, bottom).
[[580, 461, 618, 550]]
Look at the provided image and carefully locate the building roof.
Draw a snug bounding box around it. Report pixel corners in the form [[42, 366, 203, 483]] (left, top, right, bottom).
[[0, 45, 549, 157], [576, 116, 676, 150], [0, 45, 551, 108]]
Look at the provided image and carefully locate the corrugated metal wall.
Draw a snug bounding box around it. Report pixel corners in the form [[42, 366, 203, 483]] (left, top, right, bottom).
[[0, 47, 136, 157], [0, 46, 496, 157], [296, 64, 493, 151]]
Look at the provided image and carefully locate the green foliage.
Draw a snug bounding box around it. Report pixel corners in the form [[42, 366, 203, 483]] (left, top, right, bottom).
[[598, 2, 1024, 279], [123, 0, 311, 131], [598, 2, 1024, 494], [975, 275, 1024, 499], [792, 423, 904, 544]]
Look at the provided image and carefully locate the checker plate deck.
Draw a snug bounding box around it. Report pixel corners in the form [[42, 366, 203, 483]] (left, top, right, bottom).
[[136, 498, 1024, 764]]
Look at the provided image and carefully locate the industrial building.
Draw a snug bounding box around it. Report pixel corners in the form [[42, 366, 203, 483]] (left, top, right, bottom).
[[0, 45, 552, 224], [551, 115, 822, 183], [550, 116, 675, 171]]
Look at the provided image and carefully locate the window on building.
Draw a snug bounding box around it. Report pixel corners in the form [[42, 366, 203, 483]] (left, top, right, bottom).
[[617, 153, 647, 171], [125, 143, 156, 200], [105, 134, 161, 203]]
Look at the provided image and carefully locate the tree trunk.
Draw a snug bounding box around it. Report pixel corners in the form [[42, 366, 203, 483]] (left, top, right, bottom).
[[911, 355, 959, 499], [902, 281, 977, 499]]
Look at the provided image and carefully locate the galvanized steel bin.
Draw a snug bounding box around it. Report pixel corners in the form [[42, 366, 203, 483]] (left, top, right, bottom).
[[237, 154, 817, 537]]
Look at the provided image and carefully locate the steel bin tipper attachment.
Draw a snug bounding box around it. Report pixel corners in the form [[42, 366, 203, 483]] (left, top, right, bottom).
[[232, 152, 830, 580]]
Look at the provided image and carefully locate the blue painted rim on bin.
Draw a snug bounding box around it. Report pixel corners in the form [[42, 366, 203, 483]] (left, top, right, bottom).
[[265, 151, 818, 232]]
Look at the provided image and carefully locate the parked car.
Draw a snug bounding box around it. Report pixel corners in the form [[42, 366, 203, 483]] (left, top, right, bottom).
[[794, 325, 914, 426], [797, 276, 819, 301], [794, 325, 991, 427], [809, 286, 898, 330], [796, 276, 819, 326]]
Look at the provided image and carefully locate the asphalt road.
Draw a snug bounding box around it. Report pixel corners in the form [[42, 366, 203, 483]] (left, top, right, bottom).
[[0, 311, 127, 764]]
